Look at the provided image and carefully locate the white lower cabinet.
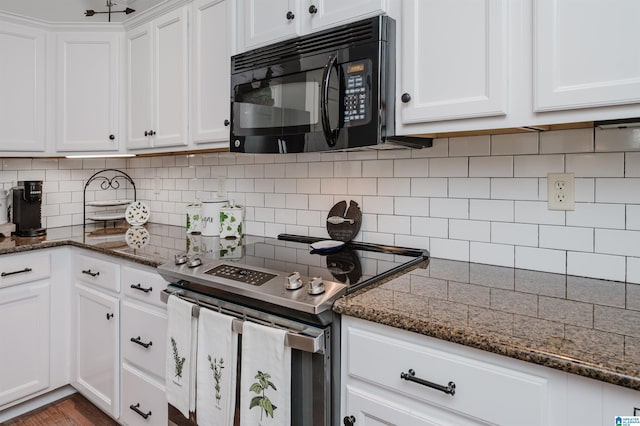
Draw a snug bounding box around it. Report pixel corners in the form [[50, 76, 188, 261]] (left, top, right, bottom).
[[121, 364, 167, 426], [0, 281, 50, 407], [341, 316, 566, 426]]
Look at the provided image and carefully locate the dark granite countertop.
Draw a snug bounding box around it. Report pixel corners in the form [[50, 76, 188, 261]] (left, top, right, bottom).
[[333, 258, 640, 391]]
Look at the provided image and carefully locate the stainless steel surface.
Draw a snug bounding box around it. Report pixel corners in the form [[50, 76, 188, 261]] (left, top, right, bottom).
[[286, 271, 303, 290], [308, 276, 325, 295]]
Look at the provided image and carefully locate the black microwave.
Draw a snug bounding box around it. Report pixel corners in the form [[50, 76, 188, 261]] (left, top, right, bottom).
[[230, 16, 396, 153]]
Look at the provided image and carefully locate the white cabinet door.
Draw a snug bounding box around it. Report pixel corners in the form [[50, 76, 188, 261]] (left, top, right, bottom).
[[126, 24, 153, 150], [241, 0, 300, 50], [0, 281, 50, 407], [56, 32, 120, 152], [534, 0, 640, 111], [0, 22, 46, 152], [400, 0, 507, 123], [153, 7, 189, 148], [73, 283, 120, 418], [191, 0, 233, 146], [307, 0, 385, 32]]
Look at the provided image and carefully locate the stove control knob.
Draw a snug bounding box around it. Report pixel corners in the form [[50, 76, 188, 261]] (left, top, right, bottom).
[[175, 252, 188, 265], [286, 272, 303, 290], [187, 256, 202, 268], [308, 276, 325, 295]]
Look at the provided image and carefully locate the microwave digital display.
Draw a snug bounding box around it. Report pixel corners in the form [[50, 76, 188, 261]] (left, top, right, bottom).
[[343, 60, 372, 126]]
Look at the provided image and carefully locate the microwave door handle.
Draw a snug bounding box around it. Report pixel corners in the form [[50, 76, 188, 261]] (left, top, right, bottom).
[[320, 54, 339, 147]]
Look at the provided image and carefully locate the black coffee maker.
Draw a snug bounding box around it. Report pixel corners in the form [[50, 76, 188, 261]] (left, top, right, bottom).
[[12, 180, 46, 237]]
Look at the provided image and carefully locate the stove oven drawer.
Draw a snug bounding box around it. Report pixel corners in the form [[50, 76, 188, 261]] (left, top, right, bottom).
[[121, 363, 167, 426], [122, 266, 168, 309], [122, 300, 167, 378], [346, 320, 550, 425], [74, 253, 119, 292]]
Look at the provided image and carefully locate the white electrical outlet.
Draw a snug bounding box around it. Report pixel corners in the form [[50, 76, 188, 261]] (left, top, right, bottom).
[[547, 173, 575, 210]]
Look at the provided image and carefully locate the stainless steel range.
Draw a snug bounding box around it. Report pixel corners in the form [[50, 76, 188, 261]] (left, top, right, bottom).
[[158, 234, 429, 426]]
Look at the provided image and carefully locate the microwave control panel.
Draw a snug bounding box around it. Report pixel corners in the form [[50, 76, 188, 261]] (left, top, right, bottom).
[[343, 60, 372, 126]]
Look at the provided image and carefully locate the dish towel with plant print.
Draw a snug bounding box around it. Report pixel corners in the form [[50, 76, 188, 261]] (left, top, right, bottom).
[[165, 295, 198, 419], [196, 308, 238, 426], [240, 321, 291, 426]]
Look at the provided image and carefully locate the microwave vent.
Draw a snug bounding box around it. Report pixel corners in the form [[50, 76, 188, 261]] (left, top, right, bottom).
[[233, 16, 386, 73]]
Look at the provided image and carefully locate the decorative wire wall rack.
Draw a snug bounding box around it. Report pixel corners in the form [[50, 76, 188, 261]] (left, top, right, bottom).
[[83, 169, 136, 232]]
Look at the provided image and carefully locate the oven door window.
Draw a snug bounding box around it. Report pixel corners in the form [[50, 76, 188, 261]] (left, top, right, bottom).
[[232, 68, 340, 137]]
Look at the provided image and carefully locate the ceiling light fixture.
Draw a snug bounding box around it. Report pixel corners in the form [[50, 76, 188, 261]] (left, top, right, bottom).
[[85, 0, 135, 22]]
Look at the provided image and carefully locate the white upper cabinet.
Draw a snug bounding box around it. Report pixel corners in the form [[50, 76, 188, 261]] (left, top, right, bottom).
[[0, 21, 46, 152], [534, 0, 640, 111], [191, 0, 233, 147], [56, 32, 121, 152], [127, 7, 189, 150], [240, 0, 300, 51], [400, 0, 508, 124], [307, 0, 386, 32]]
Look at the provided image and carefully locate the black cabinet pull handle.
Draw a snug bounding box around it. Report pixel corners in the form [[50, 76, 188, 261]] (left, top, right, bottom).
[[343, 415, 356, 426], [130, 283, 152, 293], [401, 93, 412, 103], [82, 269, 99, 277], [400, 369, 456, 396], [224, 119, 230, 126], [109, 134, 115, 140], [1, 267, 33, 277], [106, 313, 114, 320], [129, 403, 152, 419], [144, 130, 156, 136], [130, 336, 153, 348], [309, 5, 317, 14], [286, 10, 295, 20]]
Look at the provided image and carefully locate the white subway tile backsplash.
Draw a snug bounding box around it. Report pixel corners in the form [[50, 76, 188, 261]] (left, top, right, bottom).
[[566, 153, 624, 177], [18, 170, 45, 181], [595, 127, 640, 152], [255, 179, 274, 193], [430, 198, 468, 219], [627, 152, 640, 177], [429, 157, 468, 177], [378, 178, 410, 196], [378, 215, 411, 234], [296, 179, 320, 194], [377, 149, 411, 159], [395, 197, 429, 217], [285, 194, 307, 209], [297, 210, 322, 227], [515, 201, 565, 225], [566, 203, 625, 229], [411, 138, 449, 158], [393, 159, 429, 177], [470, 199, 514, 222], [274, 208, 296, 224], [492, 222, 538, 247], [347, 178, 377, 195], [362, 231, 395, 245], [628, 205, 640, 230], [539, 225, 593, 252], [567, 252, 626, 282], [309, 194, 334, 210], [540, 128, 594, 154], [411, 178, 448, 197], [334, 161, 361, 178], [628, 257, 640, 284], [574, 178, 595, 202], [265, 163, 285, 178], [491, 178, 539, 200], [450, 219, 490, 242], [362, 196, 394, 214], [265, 193, 286, 208], [595, 229, 640, 257], [596, 179, 640, 203], [347, 150, 377, 161], [449, 178, 490, 199], [470, 242, 514, 267], [514, 155, 564, 177], [449, 135, 490, 157], [320, 178, 348, 194], [491, 133, 539, 156], [245, 193, 265, 207], [469, 156, 513, 177], [394, 234, 429, 250], [285, 163, 308, 178], [236, 179, 254, 192], [431, 238, 469, 261], [412, 217, 448, 238], [363, 160, 393, 177], [515, 246, 566, 274]]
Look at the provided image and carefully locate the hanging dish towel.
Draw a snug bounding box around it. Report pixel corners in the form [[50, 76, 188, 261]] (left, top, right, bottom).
[[240, 322, 291, 426], [196, 308, 238, 426], [165, 295, 198, 419]]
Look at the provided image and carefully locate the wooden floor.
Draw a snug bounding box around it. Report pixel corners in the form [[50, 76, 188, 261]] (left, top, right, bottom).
[[5, 393, 118, 426]]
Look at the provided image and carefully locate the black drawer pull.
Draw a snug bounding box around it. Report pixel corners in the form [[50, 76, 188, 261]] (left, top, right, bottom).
[[106, 313, 114, 320], [82, 269, 100, 277], [1, 267, 33, 277], [130, 336, 153, 349], [400, 369, 456, 396], [130, 283, 153, 293], [129, 403, 152, 419]]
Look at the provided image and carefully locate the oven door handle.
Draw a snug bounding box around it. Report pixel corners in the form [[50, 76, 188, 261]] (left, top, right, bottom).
[[320, 53, 340, 148], [161, 289, 326, 354]]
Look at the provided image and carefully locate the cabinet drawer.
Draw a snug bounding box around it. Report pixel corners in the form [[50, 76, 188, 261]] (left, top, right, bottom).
[[122, 266, 168, 309], [122, 300, 167, 378], [74, 254, 119, 292], [121, 364, 167, 426], [0, 252, 50, 289], [346, 322, 549, 425]]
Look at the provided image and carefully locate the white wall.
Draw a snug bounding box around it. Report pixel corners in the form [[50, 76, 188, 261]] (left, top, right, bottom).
[[1, 126, 639, 283]]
